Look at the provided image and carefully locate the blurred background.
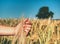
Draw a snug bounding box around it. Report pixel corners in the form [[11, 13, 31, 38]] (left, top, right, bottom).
[[0, 0, 60, 19]]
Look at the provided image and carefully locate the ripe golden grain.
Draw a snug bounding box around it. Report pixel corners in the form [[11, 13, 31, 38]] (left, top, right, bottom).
[[0, 18, 60, 44]]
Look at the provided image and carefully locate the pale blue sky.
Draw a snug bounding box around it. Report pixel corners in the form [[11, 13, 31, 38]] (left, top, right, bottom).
[[0, 0, 60, 19]]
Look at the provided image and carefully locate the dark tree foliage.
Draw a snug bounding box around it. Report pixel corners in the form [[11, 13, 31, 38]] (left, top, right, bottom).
[[36, 6, 54, 19]]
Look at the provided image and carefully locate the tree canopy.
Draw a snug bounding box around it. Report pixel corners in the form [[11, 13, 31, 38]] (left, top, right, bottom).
[[36, 6, 54, 19]]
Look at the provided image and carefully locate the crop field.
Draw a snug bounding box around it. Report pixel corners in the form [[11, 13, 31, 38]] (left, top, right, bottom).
[[0, 18, 60, 44]]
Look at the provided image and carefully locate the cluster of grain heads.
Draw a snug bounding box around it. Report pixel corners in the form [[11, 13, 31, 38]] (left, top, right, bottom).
[[0, 18, 60, 44]]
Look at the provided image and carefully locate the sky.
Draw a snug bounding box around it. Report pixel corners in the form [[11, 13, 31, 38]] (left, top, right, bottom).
[[0, 0, 60, 19]]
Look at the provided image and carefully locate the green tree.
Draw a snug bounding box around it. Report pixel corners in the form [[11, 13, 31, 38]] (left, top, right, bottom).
[[36, 6, 54, 19]]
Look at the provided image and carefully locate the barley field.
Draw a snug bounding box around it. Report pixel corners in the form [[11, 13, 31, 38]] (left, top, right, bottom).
[[0, 18, 60, 44]]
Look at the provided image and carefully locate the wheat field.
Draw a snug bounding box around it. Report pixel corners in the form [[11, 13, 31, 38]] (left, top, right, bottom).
[[0, 18, 60, 44]]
